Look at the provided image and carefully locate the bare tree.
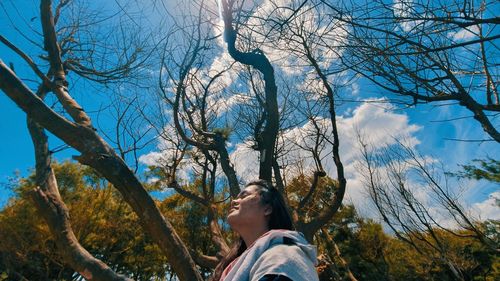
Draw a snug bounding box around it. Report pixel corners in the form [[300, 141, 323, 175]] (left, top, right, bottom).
[[27, 90, 131, 280], [357, 135, 498, 280], [0, 1, 203, 280], [319, 0, 500, 142], [223, 0, 350, 241], [138, 0, 248, 267], [221, 0, 281, 182]]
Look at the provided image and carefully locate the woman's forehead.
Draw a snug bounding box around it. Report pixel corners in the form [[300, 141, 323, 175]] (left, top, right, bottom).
[[238, 185, 260, 196]]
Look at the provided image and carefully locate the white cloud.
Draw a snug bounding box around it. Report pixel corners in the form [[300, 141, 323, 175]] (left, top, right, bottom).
[[350, 83, 360, 96], [213, 0, 348, 78], [471, 191, 500, 221], [207, 52, 237, 87], [448, 25, 479, 41], [392, 0, 422, 32], [230, 140, 260, 181], [138, 125, 193, 184], [208, 92, 251, 116], [229, 98, 422, 215], [261, 3, 347, 76], [139, 151, 167, 167]]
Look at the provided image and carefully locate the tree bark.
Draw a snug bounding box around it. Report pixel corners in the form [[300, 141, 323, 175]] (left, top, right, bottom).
[[221, 0, 280, 182], [215, 133, 241, 198], [27, 107, 130, 280], [40, 0, 91, 126], [295, 33, 347, 241], [0, 61, 203, 281]]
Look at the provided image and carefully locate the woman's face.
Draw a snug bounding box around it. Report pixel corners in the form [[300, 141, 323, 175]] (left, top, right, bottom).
[[227, 185, 271, 230]]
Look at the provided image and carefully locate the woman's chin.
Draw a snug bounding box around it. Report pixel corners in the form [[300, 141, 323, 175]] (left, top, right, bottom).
[[227, 213, 240, 227]]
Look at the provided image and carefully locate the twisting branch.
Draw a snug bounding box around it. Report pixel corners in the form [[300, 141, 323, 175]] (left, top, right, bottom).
[[0, 60, 203, 281], [53, 0, 70, 24], [0, 35, 51, 86], [40, 0, 91, 126], [318, 0, 500, 141], [221, 0, 280, 182], [26, 87, 130, 281], [160, 3, 241, 198], [167, 180, 208, 207], [293, 23, 347, 240]]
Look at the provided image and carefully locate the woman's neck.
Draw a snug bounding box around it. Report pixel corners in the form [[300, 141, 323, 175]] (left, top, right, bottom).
[[240, 225, 270, 248]]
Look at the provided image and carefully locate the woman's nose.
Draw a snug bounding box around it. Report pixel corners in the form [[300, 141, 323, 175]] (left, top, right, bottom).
[[230, 199, 239, 207]]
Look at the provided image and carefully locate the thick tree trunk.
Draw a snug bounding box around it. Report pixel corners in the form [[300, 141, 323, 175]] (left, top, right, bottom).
[[215, 134, 241, 198], [221, 0, 280, 182], [0, 61, 203, 281], [27, 112, 130, 281], [40, 0, 91, 126]]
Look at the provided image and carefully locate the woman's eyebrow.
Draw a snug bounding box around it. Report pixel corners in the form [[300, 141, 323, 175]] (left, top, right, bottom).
[[237, 190, 248, 198]]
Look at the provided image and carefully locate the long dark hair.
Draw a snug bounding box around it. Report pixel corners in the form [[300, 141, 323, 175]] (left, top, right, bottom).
[[210, 180, 294, 281]]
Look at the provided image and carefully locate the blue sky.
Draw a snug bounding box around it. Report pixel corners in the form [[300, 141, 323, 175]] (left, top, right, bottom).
[[0, 0, 498, 220], [0, 0, 41, 205], [0, 0, 179, 206]]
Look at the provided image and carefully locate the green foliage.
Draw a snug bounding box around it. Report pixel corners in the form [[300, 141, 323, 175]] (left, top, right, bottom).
[[318, 205, 499, 281], [213, 127, 232, 140], [453, 158, 500, 183], [160, 197, 215, 279], [286, 174, 338, 221], [0, 162, 168, 280], [1, 164, 497, 280], [0, 162, 229, 280]]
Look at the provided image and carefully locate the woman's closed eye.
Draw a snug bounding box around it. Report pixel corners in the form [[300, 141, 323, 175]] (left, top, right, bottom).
[[237, 191, 249, 199]]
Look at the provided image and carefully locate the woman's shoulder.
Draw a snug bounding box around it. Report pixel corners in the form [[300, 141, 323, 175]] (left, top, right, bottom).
[[261, 243, 314, 264], [250, 244, 319, 281]]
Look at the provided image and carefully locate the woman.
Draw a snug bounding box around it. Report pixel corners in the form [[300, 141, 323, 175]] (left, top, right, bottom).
[[211, 180, 319, 281]]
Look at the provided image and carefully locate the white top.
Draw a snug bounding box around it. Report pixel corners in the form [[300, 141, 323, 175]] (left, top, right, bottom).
[[222, 229, 319, 281]]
